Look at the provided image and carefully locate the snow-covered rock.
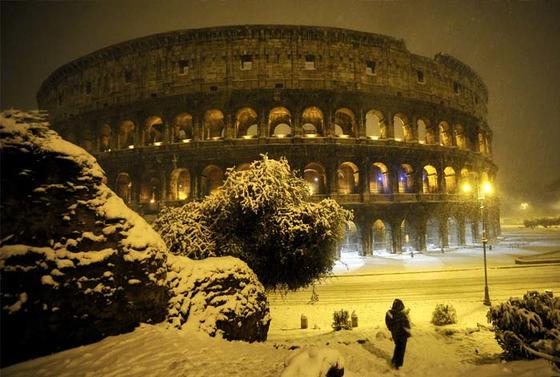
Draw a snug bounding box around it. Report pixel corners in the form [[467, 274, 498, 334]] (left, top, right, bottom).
[[0, 110, 271, 366], [281, 346, 345, 377], [167, 255, 270, 342]]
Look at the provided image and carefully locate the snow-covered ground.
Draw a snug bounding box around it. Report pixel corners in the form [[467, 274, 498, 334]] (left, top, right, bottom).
[[3, 227, 560, 377]]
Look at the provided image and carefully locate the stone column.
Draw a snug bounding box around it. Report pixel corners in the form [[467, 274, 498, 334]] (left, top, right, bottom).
[[440, 216, 449, 248], [391, 220, 402, 254]]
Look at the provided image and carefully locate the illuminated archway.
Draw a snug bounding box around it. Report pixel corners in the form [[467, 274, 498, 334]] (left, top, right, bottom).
[[337, 162, 359, 194], [203, 109, 225, 139], [173, 113, 193, 142], [444, 167, 457, 193], [115, 172, 132, 203], [339, 221, 362, 255], [426, 217, 440, 250], [201, 165, 224, 195], [454, 124, 467, 150], [369, 162, 389, 194], [235, 107, 258, 138], [169, 168, 191, 200], [334, 108, 356, 137], [401, 219, 416, 252], [144, 116, 164, 145], [304, 163, 327, 195], [372, 219, 392, 252], [422, 165, 438, 193], [439, 121, 452, 146], [365, 110, 386, 139], [268, 107, 292, 137], [301, 107, 324, 136], [447, 217, 460, 247], [118, 120, 135, 149], [139, 171, 161, 203], [398, 164, 414, 193], [393, 114, 412, 142]]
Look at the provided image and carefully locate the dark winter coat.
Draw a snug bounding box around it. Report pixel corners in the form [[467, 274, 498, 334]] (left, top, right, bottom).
[[385, 299, 411, 342]]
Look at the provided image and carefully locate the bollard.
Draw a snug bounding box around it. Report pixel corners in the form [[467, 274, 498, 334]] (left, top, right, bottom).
[[351, 311, 358, 328], [301, 314, 308, 329]]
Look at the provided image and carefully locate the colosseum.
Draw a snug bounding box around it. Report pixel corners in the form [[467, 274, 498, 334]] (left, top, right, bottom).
[[37, 25, 499, 256]]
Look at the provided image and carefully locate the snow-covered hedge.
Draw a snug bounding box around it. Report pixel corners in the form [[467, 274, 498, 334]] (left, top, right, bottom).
[[154, 155, 352, 290], [281, 347, 345, 377], [487, 290, 560, 366], [431, 304, 458, 326]]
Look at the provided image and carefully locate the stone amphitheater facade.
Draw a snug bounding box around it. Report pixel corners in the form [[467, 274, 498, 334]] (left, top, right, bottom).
[[37, 25, 499, 255]]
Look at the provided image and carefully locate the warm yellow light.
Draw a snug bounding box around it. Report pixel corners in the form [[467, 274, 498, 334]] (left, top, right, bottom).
[[338, 134, 349, 138], [178, 191, 187, 200], [181, 138, 191, 143], [242, 135, 255, 139], [275, 133, 286, 138], [149, 198, 155, 204], [305, 133, 318, 138], [128, 144, 135, 149], [369, 136, 379, 140], [418, 140, 426, 144], [520, 202, 529, 210], [482, 181, 493, 194], [394, 137, 402, 142], [211, 136, 222, 141], [154, 141, 162, 146], [462, 183, 472, 193]]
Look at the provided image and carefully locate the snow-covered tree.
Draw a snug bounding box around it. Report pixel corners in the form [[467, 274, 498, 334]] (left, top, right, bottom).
[[487, 290, 560, 367], [154, 155, 352, 290]]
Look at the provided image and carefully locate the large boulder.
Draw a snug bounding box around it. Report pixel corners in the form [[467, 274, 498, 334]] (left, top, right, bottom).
[[0, 110, 170, 366], [167, 255, 270, 342]]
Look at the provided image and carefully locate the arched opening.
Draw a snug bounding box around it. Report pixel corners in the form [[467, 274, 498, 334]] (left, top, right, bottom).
[[118, 120, 135, 149], [398, 164, 414, 193], [203, 109, 225, 140], [372, 219, 392, 253], [393, 114, 412, 142], [454, 124, 467, 150], [401, 219, 416, 252], [417, 118, 428, 144], [301, 107, 324, 136], [201, 165, 224, 196], [465, 218, 476, 244], [439, 121, 452, 146], [173, 113, 193, 142], [460, 168, 471, 193], [478, 131, 487, 154], [144, 116, 164, 145], [169, 168, 191, 201], [444, 167, 457, 193], [304, 163, 327, 195], [235, 107, 258, 138], [426, 120, 437, 144], [99, 123, 112, 151], [448, 217, 460, 247], [268, 107, 292, 137], [334, 108, 356, 137], [365, 110, 386, 139], [337, 162, 359, 194], [339, 221, 362, 256], [369, 162, 389, 194], [115, 172, 132, 203], [426, 217, 440, 250], [422, 165, 438, 193], [139, 171, 161, 204]]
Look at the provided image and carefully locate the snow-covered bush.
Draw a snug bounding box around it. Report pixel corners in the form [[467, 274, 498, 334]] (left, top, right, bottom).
[[431, 303, 458, 326], [281, 347, 345, 377], [154, 155, 352, 290], [487, 290, 560, 366], [332, 309, 352, 331]]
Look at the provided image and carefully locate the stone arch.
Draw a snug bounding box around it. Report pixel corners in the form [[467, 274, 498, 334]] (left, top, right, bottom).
[[447, 216, 460, 247], [465, 217, 476, 244], [372, 219, 392, 252], [400, 218, 417, 251], [422, 165, 438, 193], [439, 121, 452, 146], [416, 118, 429, 144], [340, 220, 362, 256], [268, 107, 292, 137], [443, 166, 457, 193], [173, 113, 193, 142], [99, 123, 112, 151], [301, 106, 324, 136], [235, 107, 258, 138], [398, 164, 414, 193], [337, 161, 359, 194], [144, 116, 164, 145], [117, 120, 135, 149], [454, 124, 467, 150], [334, 108, 357, 137], [139, 170, 161, 203], [115, 172, 132, 203], [365, 109, 386, 139], [426, 217, 441, 250], [169, 168, 191, 200], [369, 162, 390, 194], [460, 168, 472, 193], [203, 109, 225, 140], [304, 163, 327, 195], [478, 131, 487, 154], [201, 165, 224, 196], [393, 113, 412, 142]]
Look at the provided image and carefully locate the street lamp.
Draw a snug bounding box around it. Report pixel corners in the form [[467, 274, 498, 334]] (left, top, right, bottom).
[[463, 180, 493, 306]]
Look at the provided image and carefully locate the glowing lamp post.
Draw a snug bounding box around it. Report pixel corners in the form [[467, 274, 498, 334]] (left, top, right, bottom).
[[463, 181, 493, 306]]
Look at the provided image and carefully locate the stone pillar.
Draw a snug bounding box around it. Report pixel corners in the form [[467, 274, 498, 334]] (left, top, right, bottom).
[[357, 107, 366, 138], [458, 216, 466, 245], [225, 111, 234, 139], [293, 109, 302, 137], [357, 215, 372, 256], [440, 216, 449, 248], [386, 111, 395, 139], [193, 113, 202, 141], [326, 161, 338, 195], [259, 108, 268, 138], [391, 220, 402, 254], [359, 158, 369, 200], [416, 219, 427, 252]]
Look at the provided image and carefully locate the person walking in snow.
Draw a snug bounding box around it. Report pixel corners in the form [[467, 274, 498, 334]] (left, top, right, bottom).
[[385, 298, 411, 369]]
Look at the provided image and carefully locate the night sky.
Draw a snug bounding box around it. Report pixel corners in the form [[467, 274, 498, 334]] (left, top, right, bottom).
[[2, 0, 559, 217]]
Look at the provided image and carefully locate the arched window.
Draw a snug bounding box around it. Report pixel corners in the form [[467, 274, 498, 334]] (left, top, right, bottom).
[[417, 118, 428, 144], [334, 108, 357, 137], [118, 120, 135, 149], [140, 171, 161, 203], [401, 219, 416, 252], [144, 116, 164, 145], [116, 172, 132, 203], [304, 163, 327, 195], [426, 217, 440, 250], [460, 168, 472, 194], [339, 221, 362, 255], [448, 217, 460, 247], [454, 124, 467, 150], [439, 121, 452, 146], [235, 107, 258, 138], [301, 107, 324, 136], [268, 107, 292, 137], [201, 165, 224, 195], [203, 109, 225, 140], [369, 162, 389, 193], [173, 113, 193, 142], [444, 167, 457, 193], [398, 164, 414, 193], [99, 123, 112, 151], [372, 219, 392, 252], [422, 165, 438, 193], [337, 162, 359, 194], [365, 110, 386, 139], [169, 168, 191, 200], [393, 114, 412, 142]]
